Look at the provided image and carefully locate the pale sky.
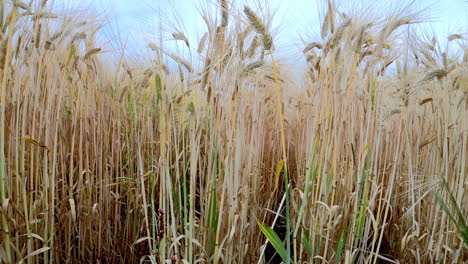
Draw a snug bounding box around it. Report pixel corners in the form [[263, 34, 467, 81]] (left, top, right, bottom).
[[53, 0, 468, 61]]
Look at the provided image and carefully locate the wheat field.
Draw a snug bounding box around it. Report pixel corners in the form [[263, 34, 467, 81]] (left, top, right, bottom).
[[0, 0, 467, 263]]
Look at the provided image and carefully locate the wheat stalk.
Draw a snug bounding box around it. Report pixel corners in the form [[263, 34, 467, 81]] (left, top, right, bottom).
[[243, 60, 263, 73], [198, 32, 208, 53], [303, 42, 322, 54], [243, 6, 272, 50], [220, 0, 228, 27], [172, 32, 190, 48]]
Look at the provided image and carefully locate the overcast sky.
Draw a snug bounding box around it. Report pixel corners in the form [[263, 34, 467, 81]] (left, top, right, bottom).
[[54, 0, 467, 61]]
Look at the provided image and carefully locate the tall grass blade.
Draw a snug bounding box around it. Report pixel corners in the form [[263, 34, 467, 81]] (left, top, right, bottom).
[[258, 222, 288, 262]]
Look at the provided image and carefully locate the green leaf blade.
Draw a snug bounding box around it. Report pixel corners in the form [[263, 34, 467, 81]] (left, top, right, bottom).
[[258, 222, 288, 262]]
